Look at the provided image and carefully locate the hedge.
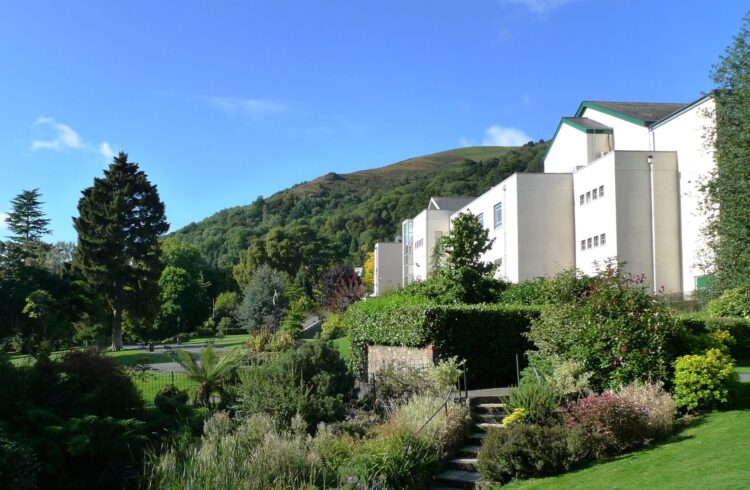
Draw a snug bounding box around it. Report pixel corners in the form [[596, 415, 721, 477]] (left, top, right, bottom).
[[674, 314, 750, 360], [347, 296, 540, 388]]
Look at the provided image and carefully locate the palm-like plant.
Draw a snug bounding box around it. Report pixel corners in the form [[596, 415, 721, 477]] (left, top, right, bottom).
[[175, 346, 239, 408]]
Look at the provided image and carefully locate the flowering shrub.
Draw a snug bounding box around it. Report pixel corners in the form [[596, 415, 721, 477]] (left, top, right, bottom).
[[502, 407, 528, 428], [562, 393, 650, 459], [673, 348, 738, 412], [528, 263, 676, 391]]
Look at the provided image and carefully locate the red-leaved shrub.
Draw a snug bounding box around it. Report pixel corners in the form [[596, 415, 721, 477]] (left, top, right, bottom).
[[563, 393, 650, 459]]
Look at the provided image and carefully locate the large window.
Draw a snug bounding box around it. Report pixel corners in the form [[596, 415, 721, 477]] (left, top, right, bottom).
[[477, 213, 484, 227], [494, 203, 503, 228]]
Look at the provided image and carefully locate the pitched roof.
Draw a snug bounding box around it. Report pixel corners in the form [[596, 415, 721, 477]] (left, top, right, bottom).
[[428, 196, 475, 211], [576, 101, 688, 126], [562, 117, 613, 132]]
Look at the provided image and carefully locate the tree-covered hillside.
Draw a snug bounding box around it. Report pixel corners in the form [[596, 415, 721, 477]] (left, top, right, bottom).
[[172, 141, 548, 269]]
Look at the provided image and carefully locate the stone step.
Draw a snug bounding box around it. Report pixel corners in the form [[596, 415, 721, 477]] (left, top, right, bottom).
[[434, 469, 480, 490], [470, 395, 504, 405], [448, 457, 478, 471], [476, 412, 505, 422], [474, 402, 505, 414], [475, 422, 503, 432], [468, 432, 487, 441], [458, 445, 482, 456]]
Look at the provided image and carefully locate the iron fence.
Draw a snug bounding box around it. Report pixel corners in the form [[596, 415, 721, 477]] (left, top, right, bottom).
[[129, 371, 194, 405]]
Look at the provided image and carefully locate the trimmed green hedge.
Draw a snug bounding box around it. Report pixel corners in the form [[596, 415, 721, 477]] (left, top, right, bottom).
[[674, 314, 750, 360], [347, 296, 540, 388]]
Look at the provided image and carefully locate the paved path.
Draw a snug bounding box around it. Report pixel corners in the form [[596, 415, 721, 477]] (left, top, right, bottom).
[[740, 373, 750, 382]]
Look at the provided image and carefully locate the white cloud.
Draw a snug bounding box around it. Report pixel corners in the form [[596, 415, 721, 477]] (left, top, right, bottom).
[[500, 0, 578, 16], [203, 95, 287, 117], [30, 117, 114, 160], [99, 141, 115, 160], [31, 117, 84, 151], [482, 125, 533, 146]]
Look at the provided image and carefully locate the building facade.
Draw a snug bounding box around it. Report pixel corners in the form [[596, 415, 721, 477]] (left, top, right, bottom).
[[391, 95, 715, 296]]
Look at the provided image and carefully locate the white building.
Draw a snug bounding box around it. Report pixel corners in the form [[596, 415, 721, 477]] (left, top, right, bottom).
[[402, 197, 474, 284], [393, 94, 715, 296], [373, 242, 403, 296]]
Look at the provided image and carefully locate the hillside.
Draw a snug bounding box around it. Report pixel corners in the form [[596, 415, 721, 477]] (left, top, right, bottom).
[[172, 142, 548, 269]]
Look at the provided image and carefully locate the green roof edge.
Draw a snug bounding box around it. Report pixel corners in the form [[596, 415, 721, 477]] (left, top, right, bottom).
[[543, 118, 613, 162]]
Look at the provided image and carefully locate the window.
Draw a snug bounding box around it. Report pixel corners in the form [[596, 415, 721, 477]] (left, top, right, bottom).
[[586, 191, 591, 203], [579, 194, 584, 206], [494, 258, 503, 267], [592, 188, 598, 200], [477, 213, 484, 227], [415, 238, 424, 249], [494, 203, 503, 228], [594, 235, 599, 247], [587, 238, 592, 248], [599, 185, 604, 197], [600, 233, 606, 245], [581, 239, 586, 251]]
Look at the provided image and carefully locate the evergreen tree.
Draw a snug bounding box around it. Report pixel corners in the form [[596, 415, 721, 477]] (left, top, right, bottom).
[[5, 188, 50, 243], [704, 13, 750, 295], [237, 264, 287, 331], [73, 152, 168, 350]]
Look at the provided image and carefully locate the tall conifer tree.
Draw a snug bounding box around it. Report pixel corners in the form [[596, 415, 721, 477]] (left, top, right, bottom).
[[5, 188, 51, 243], [73, 152, 168, 350]]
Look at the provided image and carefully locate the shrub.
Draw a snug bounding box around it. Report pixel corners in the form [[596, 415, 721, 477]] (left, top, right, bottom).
[[247, 327, 294, 353], [672, 314, 750, 359], [477, 424, 572, 484], [370, 358, 463, 411], [501, 407, 528, 428], [504, 381, 562, 423], [238, 342, 355, 431], [378, 396, 470, 459], [343, 432, 437, 490], [154, 384, 189, 415], [320, 264, 365, 312], [550, 358, 593, 398], [321, 313, 349, 341], [616, 382, 675, 437], [673, 348, 738, 412], [237, 264, 287, 331], [706, 287, 750, 318], [528, 263, 676, 391], [347, 296, 538, 387], [282, 298, 308, 339], [562, 393, 650, 459], [56, 348, 143, 417], [0, 430, 39, 490]]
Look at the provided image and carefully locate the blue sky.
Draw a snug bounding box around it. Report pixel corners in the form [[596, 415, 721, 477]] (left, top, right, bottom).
[[0, 0, 746, 242]]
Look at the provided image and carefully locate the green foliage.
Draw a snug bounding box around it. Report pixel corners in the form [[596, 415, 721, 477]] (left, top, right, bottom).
[[5, 188, 50, 245], [281, 297, 308, 339], [73, 152, 169, 350], [247, 328, 294, 353], [673, 313, 750, 360], [171, 144, 548, 271], [363, 251, 375, 292], [441, 211, 494, 273], [549, 358, 594, 398], [175, 345, 239, 408], [213, 290, 239, 322], [706, 287, 750, 318], [0, 428, 39, 490], [321, 312, 349, 340], [528, 264, 676, 391], [237, 264, 287, 330], [154, 384, 189, 414], [238, 342, 355, 431], [703, 15, 750, 295], [504, 381, 562, 423], [673, 348, 738, 412], [347, 296, 538, 387], [477, 424, 573, 484], [343, 432, 438, 490]]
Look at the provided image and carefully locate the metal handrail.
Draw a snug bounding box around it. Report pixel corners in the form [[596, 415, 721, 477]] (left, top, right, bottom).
[[413, 360, 467, 437]]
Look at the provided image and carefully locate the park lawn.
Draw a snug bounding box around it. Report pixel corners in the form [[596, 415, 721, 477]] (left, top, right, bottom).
[[331, 336, 351, 362], [107, 349, 175, 366], [501, 383, 750, 490], [183, 333, 251, 348]]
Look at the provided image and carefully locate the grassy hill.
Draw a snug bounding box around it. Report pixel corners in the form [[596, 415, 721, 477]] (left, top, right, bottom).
[[172, 142, 548, 270]]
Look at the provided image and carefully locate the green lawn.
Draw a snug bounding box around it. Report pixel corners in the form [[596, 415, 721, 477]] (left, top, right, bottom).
[[182, 333, 251, 348], [501, 383, 750, 490], [128, 370, 197, 404], [331, 336, 351, 362]]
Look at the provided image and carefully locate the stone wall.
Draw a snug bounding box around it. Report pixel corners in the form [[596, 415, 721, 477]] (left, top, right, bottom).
[[366, 344, 436, 380]]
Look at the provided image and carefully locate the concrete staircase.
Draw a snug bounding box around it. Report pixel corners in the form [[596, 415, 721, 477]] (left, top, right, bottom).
[[432, 396, 505, 489]]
